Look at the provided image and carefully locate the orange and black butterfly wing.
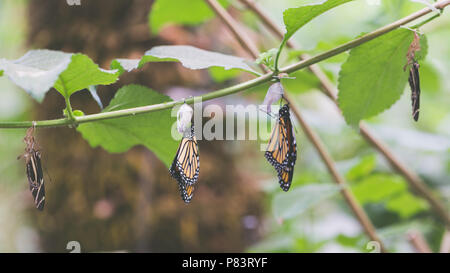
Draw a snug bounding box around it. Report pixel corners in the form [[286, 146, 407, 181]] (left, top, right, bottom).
[[175, 134, 199, 185], [276, 106, 297, 191], [178, 182, 194, 203], [265, 104, 297, 191], [26, 151, 45, 210], [169, 143, 182, 181], [277, 169, 293, 192], [169, 147, 194, 203], [265, 120, 287, 171], [169, 126, 199, 203]]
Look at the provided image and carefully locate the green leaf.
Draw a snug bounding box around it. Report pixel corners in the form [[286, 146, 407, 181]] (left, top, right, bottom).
[[338, 29, 428, 126], [72, 110, 85, 117], [385, 192, 429, 219], [0, 49, 73, 102], [283, 0, 354, 42], [351, 172, 429, 218], [346, 154, 376, 181], [281, 70, 322, 94], [420, 61, 440, 93], [112, 45, 259, 75], [351, 174, 406, 204], [141, 45, 259, 74], [0, 49, 119, 102], [415, 33, 428, 61], [335, 234, 365, 248], [272, 184, 341, 220], [256, 48, 278, 71], [54, 54, 118, 98], [149, 0, 229, 33], [209, 66, 240, 83], [110, 58, 140, 75], [63, 108, 85, 117], [290, 37, 351, 64], [77, 84, 178, 167]]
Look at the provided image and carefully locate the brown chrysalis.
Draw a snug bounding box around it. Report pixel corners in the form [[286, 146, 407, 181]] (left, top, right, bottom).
[[19, 125, 45, 210], [404, 32, 422, 122], [408, 61, 421, 121]]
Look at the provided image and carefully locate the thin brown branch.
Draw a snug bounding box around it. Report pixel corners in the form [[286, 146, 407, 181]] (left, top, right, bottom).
[[440, 230, 450, 253], [204, 0, 260, 59], [408, 230, 433, 253], [239, 0, 450, 229], [205, 0, 387, 252], [359, 124, 450, 228], [238, 0, 337, 100], [285, 93, 386, 252]]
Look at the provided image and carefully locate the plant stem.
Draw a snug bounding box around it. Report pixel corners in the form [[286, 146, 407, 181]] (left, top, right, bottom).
[[0, 73, 273, 128], [60, 74, 77, 125], [407, 230, 433, 253], [205, 0, 387, 251], [271, 0, 449, 74], [64, 95, 76, 122], [280, 4, 448, 74], [411, 12, 441, 29], [239, 0, 450, 229], [273, 39, 285, 73], [0, 1, 448, 130], [237, 0, 339, 100]]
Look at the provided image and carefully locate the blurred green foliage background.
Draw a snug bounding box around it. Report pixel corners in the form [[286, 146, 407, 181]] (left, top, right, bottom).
[[0, 0, 449, 252]]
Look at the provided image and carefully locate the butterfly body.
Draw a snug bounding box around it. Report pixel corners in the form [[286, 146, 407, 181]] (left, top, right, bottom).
[[265, 104, 297, 191]]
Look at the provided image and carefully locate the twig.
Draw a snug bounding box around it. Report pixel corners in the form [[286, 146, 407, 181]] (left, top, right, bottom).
[[239, 0, 450, 229], [205, 0, 260, 58], [440, 230, 450, 253], [0, 2, 445, 129], [408, 230, 432, 253], [204, 0, 386, 252], [286, 93, 386, 252], [359, 124, 450, 228], [237, 0, 337, 100]]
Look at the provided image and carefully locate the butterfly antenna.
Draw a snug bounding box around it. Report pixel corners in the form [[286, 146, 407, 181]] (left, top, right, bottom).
[[258, 107, 276, 120]]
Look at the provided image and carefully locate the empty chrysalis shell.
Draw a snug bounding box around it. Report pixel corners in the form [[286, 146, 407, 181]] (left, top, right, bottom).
[[262, 81, 284, 114], [177, 103, 193, 134]]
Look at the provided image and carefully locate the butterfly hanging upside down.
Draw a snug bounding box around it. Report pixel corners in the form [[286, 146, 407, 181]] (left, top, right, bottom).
[[18, 125, 46, 211], [265, 104, 297, 191], [169, 125, 200, 203]]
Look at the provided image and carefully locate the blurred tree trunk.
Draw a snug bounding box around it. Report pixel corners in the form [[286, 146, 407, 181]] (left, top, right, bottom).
[[27, 0, 263, 252]]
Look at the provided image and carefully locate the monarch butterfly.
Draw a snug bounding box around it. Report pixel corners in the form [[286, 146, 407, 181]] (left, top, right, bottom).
[[408, 61, 420, 121], [20, 126, 46, 211], [265, 104, 297, 191], [169, 125, 199, 203]]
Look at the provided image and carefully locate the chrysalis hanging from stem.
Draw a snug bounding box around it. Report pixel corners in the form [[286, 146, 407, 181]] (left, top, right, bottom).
[[404, 32, 422, 122], [261, 81, 284, 115], [408, 61, 421, 121], [260, 73, 296, 115]]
